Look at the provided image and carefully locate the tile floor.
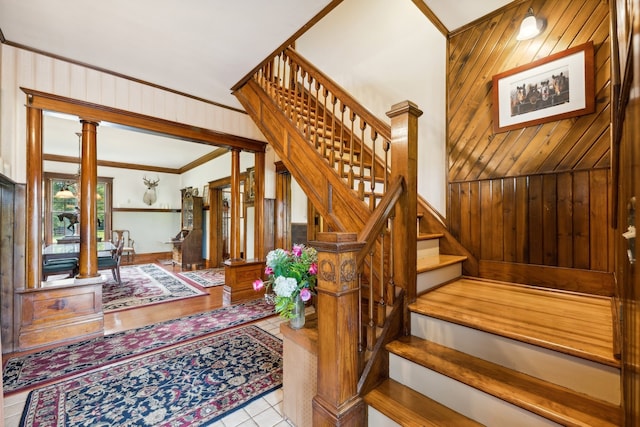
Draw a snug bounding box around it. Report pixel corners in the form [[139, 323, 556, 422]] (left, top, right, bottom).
[[3, 315, 297, 427]]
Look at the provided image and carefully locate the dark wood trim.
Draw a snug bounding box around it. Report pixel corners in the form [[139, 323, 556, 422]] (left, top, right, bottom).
[[22, 88, 267, 153], [3, 40, 246, 113], [410, 0, 448, 36], [479, 260, 615, 296]]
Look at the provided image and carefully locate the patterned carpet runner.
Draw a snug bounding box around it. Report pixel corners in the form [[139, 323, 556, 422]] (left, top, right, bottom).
[[178, 267, 226, 288], [19, 326, 282, 426], [103, 263, 206, 311], [2, 299, 276, 395]]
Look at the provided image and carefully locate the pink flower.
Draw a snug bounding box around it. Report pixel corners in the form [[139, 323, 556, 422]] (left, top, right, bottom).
[[299, 288, 312, 301], [292, 244, 303, 257], [264, 266, 273, 275], [252, 279, 264, 292], [308, 262, 318, 275]]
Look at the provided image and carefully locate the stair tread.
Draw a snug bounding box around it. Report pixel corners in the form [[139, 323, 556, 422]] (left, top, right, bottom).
[[364, 378, 485, 427], [410, 278, 618, 367], [387, 336, 622, 427], [418, 232, 444, 241], [417, 254, 466, 273]]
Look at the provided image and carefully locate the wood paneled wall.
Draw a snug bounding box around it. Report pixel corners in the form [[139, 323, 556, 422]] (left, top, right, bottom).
[[447, 0, 612, 283]]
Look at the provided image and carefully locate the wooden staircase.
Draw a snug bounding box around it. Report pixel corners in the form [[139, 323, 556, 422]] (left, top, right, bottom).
[[234, 47, 621, 426], [364, 233, 622, 426]]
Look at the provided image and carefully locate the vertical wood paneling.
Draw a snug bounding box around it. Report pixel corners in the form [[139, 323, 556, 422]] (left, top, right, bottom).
[[479, 180, 492, 259], [515, 176, 529, 263], [528, 175, 544, 264], [572, 171, 590, 268], [542, 174, 557, 265], [589, 169, 609, 271], [503, 177, 517, 262], [556, 172, 573, 267], [446, 0, 613, 281]]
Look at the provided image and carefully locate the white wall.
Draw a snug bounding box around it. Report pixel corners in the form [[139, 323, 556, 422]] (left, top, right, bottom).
[[296, 0, 447, 214]]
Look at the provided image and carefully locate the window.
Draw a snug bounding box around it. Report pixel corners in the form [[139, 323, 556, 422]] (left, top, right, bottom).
[[44, 172, 112, 244]]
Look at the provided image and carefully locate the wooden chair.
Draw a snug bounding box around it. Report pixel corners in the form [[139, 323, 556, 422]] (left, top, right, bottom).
[[112, 229, 135, 263], [42, 257, 78, 281], [98, 239, 125, 284]]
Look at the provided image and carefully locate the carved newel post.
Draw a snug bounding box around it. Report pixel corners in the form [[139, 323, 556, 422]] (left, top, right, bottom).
[[312, 232, 365, 426]]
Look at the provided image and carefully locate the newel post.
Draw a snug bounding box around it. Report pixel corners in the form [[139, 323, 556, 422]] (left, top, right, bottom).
[[387, 101, 422, 303], [312, 232, 366, 427]]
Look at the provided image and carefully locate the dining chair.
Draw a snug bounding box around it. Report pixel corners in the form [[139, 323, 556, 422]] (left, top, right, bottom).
[[112, 229, 135, 263], [98, 238, 125, 284], [42, 257, 78, 281]]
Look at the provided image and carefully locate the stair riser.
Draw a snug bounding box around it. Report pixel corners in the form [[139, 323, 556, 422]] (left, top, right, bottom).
[[367, 407, 402, 427], [417, 238, 439, 259], [389, 354, 562, 427], [416, 263, 461, 294], [410, 314, 621, 404]]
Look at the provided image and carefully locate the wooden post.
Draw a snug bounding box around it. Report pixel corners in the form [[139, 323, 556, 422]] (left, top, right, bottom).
[[387, 101, 422, 303], [254, 150, 265, 260], [76, 120, 100, 281], [312, 232, 366, 426], [25, 102, 43, 289], [229, 149, 242, 261]]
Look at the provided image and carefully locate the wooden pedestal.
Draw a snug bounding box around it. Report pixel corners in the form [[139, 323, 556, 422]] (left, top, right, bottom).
[[281, 314, 318, 427], [15, 281, 103, 350], [223, 259, 265, 303]]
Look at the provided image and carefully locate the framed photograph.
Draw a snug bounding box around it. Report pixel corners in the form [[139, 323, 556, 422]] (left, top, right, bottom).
[[202, 184, 209, 207], [492, 41, 595, 133]]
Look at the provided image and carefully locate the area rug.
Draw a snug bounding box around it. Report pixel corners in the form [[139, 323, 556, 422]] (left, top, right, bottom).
[[102, 263, 206, 311], [178, 267, 226, 288], [19, 325, 282, 427], [2, 298, 276, 395]]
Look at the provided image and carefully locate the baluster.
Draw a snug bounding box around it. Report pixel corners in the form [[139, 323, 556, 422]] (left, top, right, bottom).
[[299, 70, 308, 133], [367, 248, 376, 351], [329, 94, 338, 168], [277, 53, 285, 110], [387, 214, 396, 306], [338, 101, 347, 179], [313, 81, 321, 149], [358, 272, 365, 360], [321, 88, 329, 160], [357, 120, 366, 200], [305, 73, 313, 139], [347, 110, 356, 189], [383, 139, 391, 192], [369, 129, 378, 210], [377, 230, 386, 327]]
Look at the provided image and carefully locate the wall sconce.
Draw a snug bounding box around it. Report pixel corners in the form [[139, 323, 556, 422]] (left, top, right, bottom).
[[517, 8, 546, 40]]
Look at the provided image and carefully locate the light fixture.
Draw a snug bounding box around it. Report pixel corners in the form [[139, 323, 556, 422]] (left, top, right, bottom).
[[517, 8, 546, 41], [53, 132, 102, 200]]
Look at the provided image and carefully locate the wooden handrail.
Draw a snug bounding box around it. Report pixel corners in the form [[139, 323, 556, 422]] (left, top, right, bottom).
[[284, 48, 392, 140], [357, 175, 405, 265]]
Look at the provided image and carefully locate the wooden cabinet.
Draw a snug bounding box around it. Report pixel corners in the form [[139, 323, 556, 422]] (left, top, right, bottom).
[[171, 188, 203, 269]]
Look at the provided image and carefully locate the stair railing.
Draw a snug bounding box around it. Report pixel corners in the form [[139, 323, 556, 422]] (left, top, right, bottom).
[[255, 47, 391, 211]]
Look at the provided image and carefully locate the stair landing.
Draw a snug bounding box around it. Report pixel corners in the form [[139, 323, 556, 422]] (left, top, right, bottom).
[[410, 277, 618, 367]]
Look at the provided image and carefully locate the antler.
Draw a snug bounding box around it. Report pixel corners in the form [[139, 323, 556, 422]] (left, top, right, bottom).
[[143, 175, 160, 187]]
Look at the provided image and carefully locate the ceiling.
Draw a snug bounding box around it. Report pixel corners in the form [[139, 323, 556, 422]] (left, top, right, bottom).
[[0, 0, 514, 170]]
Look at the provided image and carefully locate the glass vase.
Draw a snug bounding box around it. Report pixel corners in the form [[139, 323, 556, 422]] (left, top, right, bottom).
[[289, 294, 306, 329]]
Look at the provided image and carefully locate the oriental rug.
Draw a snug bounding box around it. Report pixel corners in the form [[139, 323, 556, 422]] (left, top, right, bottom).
[[102, 263, 206, 311], [2, 298, 276, 395], [178, 267, 226, 288], [19, 326, 283, 427]]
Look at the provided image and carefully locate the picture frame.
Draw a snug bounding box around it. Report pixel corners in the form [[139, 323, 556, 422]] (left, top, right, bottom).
[[492, 41, 595, 133], [202, 184, 209, 207]]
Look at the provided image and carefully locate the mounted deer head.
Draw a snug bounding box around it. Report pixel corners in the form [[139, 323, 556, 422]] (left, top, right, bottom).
[[142, 175, 159, 205]]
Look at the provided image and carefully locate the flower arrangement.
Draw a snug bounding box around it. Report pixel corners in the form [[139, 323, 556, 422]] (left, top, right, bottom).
[[253, 244, 318, 319]]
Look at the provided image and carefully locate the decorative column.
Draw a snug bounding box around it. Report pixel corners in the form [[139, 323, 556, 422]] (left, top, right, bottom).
[[25, 102, 43, 289], [387, 101, 422, 303], [253, 150, 265, 260], [312, 232, 366, 426], [229, 148, 242, 262], [76, 119, 101, 282]]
